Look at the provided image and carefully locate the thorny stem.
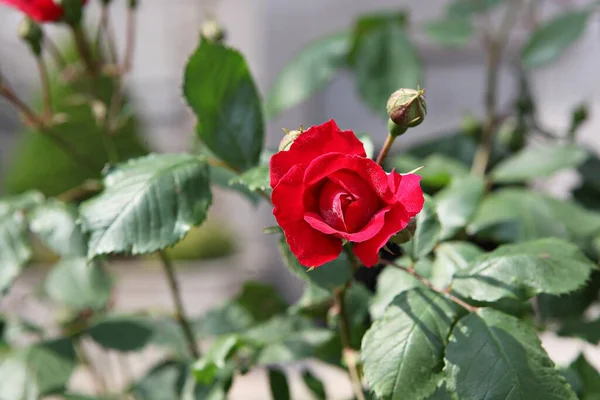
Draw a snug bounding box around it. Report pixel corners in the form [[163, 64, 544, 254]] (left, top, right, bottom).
[[471, 0, 522, 176], [375, 134, 395, 166], [35, 55, 53, 120], [334, 285, 366, 400], [382, 260, 478, 313], [158, 250, 201, 358], [71, 24, 98, 75], [0, 82, 97, 172]]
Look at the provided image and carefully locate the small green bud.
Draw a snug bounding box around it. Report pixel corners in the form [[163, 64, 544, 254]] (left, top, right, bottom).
[[278, 128, 304, 151], [387, 118, 407, 138], [128, 0, 139, 9], [387, 88, 427, 131], [18, 17, 44, 56], [201, 17, 227, 43], [54, 0, 84, 25], [569, 103, 589, 139]]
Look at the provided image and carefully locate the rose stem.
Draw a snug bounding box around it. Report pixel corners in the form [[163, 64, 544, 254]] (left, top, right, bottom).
[[334, 284, 366, 400], [35, 54, 53, 121], [44, 35, 67, 70], [0, 78, 97, 172], [157, 250, 201, 358], [382, 260, 478, 313], [375, 134, 395, 166], [70, 23, 98, 76], [471, 0, 522, 176]]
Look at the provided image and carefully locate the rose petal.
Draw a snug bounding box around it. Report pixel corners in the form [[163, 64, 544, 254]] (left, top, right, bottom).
[[272, 165, 342, 267], [352, 205, 410, 267], [304, 206, 391, 243], [304, 154, 394, 202], [1, 0, 84, 22], [330, 170, 382, 232], [393, 173, 425, 217], [270, 120, 366, 188]]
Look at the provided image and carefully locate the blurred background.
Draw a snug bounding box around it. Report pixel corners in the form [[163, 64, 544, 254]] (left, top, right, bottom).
[[1, 0, 600, 397]]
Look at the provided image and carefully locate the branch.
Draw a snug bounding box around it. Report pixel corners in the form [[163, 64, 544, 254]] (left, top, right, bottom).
[[334, 285, 366, 400], [71, 24, 98, 75], [382, 260, 478, 313], [375, 134, 395, 166], [35, 55, 52, 120], [157, 250, 201, 358]]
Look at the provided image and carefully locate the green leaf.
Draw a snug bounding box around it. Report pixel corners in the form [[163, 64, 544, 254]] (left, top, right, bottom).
[[209, 164, 260, 205], [21, 337, 77, 395], [350, 13, 422, 116], [183, 40, 264, 171], [44, 258, 112, 312], [559, 318, 600, 344], [570, 354, 600, 397], [452, 238, 596, 302], [435, 175, 485, 239], [228, 164, 270, 195], [362, 288, 466, 400], [131, 360, 187, 400], [424, 17, 474, 48], [447, 0, 505, 16], [427, 385, 453, 400], [290, 283, 332, 316], [0, 192, 42, 294], [193, 335, 241, 384], [147, 316, 189, 359], [87, 316, 154, 352], [537, 271, 600, 321], [430, 241, 484, 290], [401, 196, 441, 259], [29, 200, 87, 258], [445, 308, 577, 400], [195, 302, 254, 337], [80, 153, 211, 257], [0, 356, 39, 400], [268, 368, 291, 400], [468, 189, 600, 243], [521, 10, 592, 69], [301, 369, 327, 400], [233, 281, 287, 323], [491, 144, 589, 183], [278, 236, 353, 291], [369, 266, 424, 320], [392, 154, 470, 189], [266, 32, 350, 119]]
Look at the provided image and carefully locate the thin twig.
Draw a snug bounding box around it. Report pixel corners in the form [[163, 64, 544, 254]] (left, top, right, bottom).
[[334, 285, 366, 400], [0, 83, 97, 172], [158, 250, 201, 358], [122, 6, 137, 73], [44, 35, 67, 70], [471, 0, 522, 176], [35, 55, 53, 120], [57, 179, 104, 203], [71, 24, 98, 75], [375, 134, 395, 166], [382, 260, 478, 313]]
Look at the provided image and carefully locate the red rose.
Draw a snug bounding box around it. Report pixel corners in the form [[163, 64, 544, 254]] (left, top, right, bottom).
[[270, 120, 424, 268], [0, 0, 86, 23]]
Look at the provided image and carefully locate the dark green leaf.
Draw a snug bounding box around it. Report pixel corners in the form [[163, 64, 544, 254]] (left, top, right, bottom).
[[430, 241, 484, 290], [233, 281, 287, 323], [452, 238, 596, 302], [401, 196, 441, 259], [559, 318, 600, 344], [537, 271, 600, 321], [350, 13, 422, 116], [427, 385, 453, 400], [491, 144, 589, 183], [468, 189, 600, 243], [87, 316, 153, 352], [560, 367, 584, 396], [131, 360, 187, 400], [147, 316, 189, 359], [44, 258, 112, 311], [345, 283, 372, 348], [195, 303, 254, 337], [29, 200, 87, 258], [209, 164, 261, 205], [392, 153, 470, 189], [369, 266, 424, 319], [80, 153, 211, 257], [0, 192, 42, 294], [445, 308, 577, 400], [268, 368, 291, 400], [570, 354, 600, 397], [290, 282, 332, 316], [228, 164, 270, 195], [408, 133, 477, 166], [435, 176, 485, 239], [424, 18, 474, 48], [278, 236, 353, 291], [521, 10, 592, 69], [266, 32, 350, 119], [183, 40, 264, 171], [302, 369, 327, 400], [362, 288, 466, 400], [21, 337, 77, 395]]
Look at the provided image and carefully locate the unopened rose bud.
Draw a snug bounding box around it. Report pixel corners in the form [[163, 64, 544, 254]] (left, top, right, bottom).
[[18, 17, 44, 56], [386, 88, 427, 134], [278, 129, 303, 151], [201, 17, 226, 43]]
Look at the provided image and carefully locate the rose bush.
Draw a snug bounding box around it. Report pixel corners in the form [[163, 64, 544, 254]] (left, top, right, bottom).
[[271, 120, 424, 267]]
